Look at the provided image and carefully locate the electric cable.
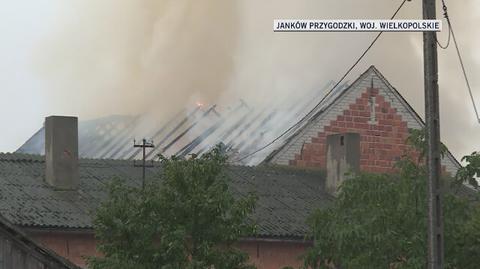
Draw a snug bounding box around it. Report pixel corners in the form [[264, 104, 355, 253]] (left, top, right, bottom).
[[436, 3, 451, 49], [440, 0, 480, 123]]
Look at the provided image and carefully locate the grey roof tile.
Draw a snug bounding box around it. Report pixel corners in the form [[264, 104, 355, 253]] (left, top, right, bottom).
[[0, 153, 331, 239]]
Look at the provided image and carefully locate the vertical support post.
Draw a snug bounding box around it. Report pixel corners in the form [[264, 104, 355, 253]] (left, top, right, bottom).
[[142, 139, 146, 188], [423, 0, 444, 268], [134, 139, 155, 189]]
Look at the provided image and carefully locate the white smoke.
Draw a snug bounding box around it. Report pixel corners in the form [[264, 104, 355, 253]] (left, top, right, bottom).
[[18, 0, 480, 161]]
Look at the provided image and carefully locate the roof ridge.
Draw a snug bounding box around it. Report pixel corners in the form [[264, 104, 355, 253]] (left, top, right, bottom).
[[0, 152, 44, 162], [0, 152, 160, 166]]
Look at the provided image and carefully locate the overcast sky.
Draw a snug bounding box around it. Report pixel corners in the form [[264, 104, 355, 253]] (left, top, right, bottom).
[[0, 0, 478, 162]]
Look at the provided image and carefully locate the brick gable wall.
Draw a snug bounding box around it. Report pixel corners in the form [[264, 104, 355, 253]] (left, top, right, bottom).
[[289, 87, 415, 173], [268, 67, 459, 175]]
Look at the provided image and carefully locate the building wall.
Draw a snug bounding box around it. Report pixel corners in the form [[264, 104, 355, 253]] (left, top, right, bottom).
[[30, 231, 310, 269], [238, 240, 309, 269], [0, 229, 78, 269], [30, 232, 98, 268], [289, 87, 414, 173]]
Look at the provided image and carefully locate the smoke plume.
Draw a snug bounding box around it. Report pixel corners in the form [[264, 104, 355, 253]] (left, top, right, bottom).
[[35, 0, 239, 123], [32, 0, 480, 161]]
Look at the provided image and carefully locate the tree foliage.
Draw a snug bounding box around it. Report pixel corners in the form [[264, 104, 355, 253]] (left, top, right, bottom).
[[303, 157, 480, 269], [302, 130, 480, 269], [405, 128, 447, 160], [88, 147, 257, 269], [456, 151, 480, 189]]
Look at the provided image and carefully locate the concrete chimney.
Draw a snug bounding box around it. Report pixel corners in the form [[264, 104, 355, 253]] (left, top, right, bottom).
[[326, 133, 360, 195], [45, 116, 79, 190]]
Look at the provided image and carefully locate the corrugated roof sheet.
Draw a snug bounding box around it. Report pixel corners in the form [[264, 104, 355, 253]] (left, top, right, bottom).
[[0, 153, 331, 239], [16, 82, 348, 165]]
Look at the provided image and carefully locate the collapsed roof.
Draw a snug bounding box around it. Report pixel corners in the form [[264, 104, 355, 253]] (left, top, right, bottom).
[[17, 81, 348, 165]]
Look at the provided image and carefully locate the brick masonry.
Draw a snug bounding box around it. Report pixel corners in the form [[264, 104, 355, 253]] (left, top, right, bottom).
[[290, 87, 415, 173], [269, 66, 460, 175], [30, 232, 99, 268], [31, 231, 309, 269]]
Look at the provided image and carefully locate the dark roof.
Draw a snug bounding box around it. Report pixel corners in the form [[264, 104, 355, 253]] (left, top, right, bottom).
[[227, 165, 331, 238], [0, 153, 331, 239]]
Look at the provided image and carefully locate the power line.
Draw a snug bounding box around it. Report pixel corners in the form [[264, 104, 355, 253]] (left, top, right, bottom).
[[435, 4, 451, 49], [235, 0, 410, 162], [440, 0, 480, 123]]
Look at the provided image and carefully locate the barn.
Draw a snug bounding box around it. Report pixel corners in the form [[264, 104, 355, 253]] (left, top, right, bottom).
[[1, 66, 474, 268]]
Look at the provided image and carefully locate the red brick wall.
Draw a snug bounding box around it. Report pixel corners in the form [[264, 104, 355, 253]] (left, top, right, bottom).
[[289, 87, 415, 173], [239, 240, 309, 269], [30, 232, 99, 268], [30, 231, 310, 269]]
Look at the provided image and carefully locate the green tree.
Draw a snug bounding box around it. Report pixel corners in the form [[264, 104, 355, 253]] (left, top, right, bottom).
[[303, 157, 480, 269], [88, 147, 257, 269], [455, 151, 480, 189], [302, 131, 480, 269]]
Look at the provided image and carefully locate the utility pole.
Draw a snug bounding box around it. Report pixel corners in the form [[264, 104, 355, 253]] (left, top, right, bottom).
[[423, 0, 443, 268], [133, 139, 155, 189]]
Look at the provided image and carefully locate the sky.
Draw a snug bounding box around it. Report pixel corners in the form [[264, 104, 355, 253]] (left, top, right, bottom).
[[0, 0, 478, 162]]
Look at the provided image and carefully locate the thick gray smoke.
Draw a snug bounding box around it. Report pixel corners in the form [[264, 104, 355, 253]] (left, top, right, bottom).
[[32, 0, 479, 161], [34, 0, 239, 123]]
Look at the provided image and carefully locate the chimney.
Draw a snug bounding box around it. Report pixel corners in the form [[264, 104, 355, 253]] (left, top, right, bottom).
[[326, 133, 360, 195], [44, 116, 79, 190]]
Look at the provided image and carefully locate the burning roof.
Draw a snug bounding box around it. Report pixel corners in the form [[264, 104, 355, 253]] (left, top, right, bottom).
[[17, 81, 347, 165]]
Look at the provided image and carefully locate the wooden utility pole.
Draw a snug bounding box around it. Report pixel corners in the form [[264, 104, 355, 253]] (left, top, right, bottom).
[[423, 0, 444, 268], [133, 139, 155, 189]]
